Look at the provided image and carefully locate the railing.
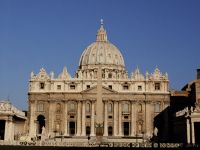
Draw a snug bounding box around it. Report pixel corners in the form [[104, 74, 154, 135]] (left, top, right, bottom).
[[0, 140, 185, 148]]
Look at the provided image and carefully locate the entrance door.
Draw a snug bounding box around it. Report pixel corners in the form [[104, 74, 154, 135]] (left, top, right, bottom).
[[194, 122, 200, 144], [108, 126, 113, 136], [0, 120, 5, 140], [86, 126, 91, 136], [69, 122, 75, 136], [37, 115, 45, 134], [123, 122, 129, 136]]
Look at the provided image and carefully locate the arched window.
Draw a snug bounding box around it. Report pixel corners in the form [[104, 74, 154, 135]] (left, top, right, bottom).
[[69, 102, 75, 112], [56, 103, 61, 113], [86, 103, 91, 113], [108, 103, 112, 113], [123, 103, 129, 113]]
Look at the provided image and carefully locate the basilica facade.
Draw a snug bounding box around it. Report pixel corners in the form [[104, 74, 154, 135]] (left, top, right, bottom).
[[28, 21, 170, 142]]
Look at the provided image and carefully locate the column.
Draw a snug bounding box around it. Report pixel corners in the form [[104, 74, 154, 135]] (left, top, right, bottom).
[[64, 101, 68, 136], [29, 101, 36, 137], [48, 102, 55, 137], [76, 101, 81, 136], [131, 102, 136, 136], [191, 121, 195, 144], [118, 102, 122, 136], [186, 119, 191, 144], [145, 102, 152, 137], [81, 101, 86, 136], [90, 101, 95, 136], [113, 101, 118, 136], [103, 101, 108, 136]]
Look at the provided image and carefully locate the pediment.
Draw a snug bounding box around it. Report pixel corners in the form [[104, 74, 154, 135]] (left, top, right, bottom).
[[81, 85, 118, 94]]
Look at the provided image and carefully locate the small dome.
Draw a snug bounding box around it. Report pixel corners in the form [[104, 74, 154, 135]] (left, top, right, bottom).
[[79, 20, 125, 69]]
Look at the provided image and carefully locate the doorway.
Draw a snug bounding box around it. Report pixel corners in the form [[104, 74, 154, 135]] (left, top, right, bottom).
[[69, 121, 75, 136], [123, 122, 129, 136], [86, 126, 91, 136], [37, 115, 45, 134], [108, 126, 113, 136], [0, 120, 5, 140]]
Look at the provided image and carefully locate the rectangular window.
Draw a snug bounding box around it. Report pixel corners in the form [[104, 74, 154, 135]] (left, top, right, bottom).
[[123, 85, 129, 90], [155, 83, 160, 90], [108, 116, 112, 119], [154, 103, 160, 113], [57, 85, 61, 90], [108, 85, 112, 89], [37, 103, 44, 112], [138, 85, 142, 91], [70, 85, 76, 90], [86, 115, 91, 118], [40, 82, 45, 89], [86, 85, 90, 89]]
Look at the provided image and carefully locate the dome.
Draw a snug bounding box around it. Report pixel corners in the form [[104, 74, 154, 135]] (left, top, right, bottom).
[[79, 20, 125, 69]]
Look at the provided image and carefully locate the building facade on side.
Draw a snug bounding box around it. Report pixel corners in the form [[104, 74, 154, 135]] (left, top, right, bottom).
[[28, 21, 170, 143], [170, 69, 200, 144], [0, 101, 27, 141]]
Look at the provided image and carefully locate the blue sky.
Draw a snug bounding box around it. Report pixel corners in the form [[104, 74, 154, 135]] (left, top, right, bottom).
[[0, 0, 200, 110]]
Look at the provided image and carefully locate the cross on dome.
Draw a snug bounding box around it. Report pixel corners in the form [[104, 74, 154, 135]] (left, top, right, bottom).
[[96, 19, 107, 42]]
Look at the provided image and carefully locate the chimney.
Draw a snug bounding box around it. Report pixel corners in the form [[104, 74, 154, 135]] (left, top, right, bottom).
[[197, 68, 200, 79]]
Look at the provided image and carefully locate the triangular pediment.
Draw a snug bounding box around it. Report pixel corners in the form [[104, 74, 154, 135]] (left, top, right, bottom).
[[81, 85, 118, 94]]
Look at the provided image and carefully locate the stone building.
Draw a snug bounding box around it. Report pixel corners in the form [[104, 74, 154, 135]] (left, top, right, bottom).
[[170, 69, 200, 144], [28, 21, 170, 142], [0, 101, 27, 141]]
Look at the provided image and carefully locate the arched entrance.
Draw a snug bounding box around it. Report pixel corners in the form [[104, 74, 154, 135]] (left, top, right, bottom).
[[37, 115, 45, 134]]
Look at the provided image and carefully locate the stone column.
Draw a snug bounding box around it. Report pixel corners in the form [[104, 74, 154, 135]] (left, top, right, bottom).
[[186, 119, 191, 144], [4, 119, 13, 141], [191, 121, 195, 144], [145, 102, 152, 137], [76, 101, 82, 136], [29, 101, 36, 137], [90, 101, 95, 136], [131, 102, 136, 136], [103, 101, 108, 136], [48, 102, 55, 137], [118, 102, 122, 136], [81, 101, 86, 136], [64, 101, 68, 136], [113, 101, 118, 136]]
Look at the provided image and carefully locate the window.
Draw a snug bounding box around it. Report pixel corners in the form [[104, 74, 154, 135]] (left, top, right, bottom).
[[57, 85, 61, 90], [138, 86, 142, 91], [86, 103, 90, 113], [37, 103, 44, 112], [86, 85, 90, 89], [155, 83, 160, 90], [56, 103, 61, 113], [40, 82, 45, 89], [86, 115, 90, 118], [154, 103, 160, 113], [124, 116, 128, 119], [138, 104, 142, 112], [70, 116, 74, 118], [123, 103, 129, 113], [69, 103, 75, 111], [70, 85, 76, 90], [123, 85, 129, 90], [108, 116, 112, 119], [108, 85, 112, 89], [108, 73, 112, 79], [108, 103, 112, 113]]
